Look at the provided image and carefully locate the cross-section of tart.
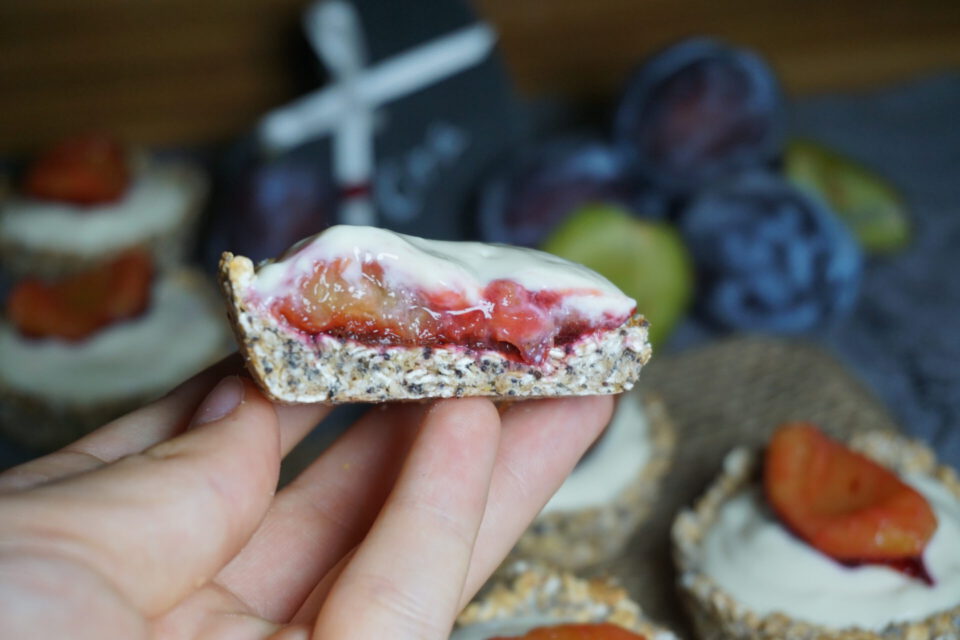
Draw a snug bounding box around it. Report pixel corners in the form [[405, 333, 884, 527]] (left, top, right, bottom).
[[510, 391, 675, 569], [0, 133, 207, 278], [453, 563, 677, 639], [0, 251, 231, 449], [672, 423, 960, 640], [219, 225, 651, 404]]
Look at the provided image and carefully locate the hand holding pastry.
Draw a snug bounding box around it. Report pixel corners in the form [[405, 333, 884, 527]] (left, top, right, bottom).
[[0, 356, 614, 640]]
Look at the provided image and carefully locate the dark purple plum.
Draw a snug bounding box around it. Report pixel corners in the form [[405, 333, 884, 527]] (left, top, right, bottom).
[[679, 172, 861, 333], [227, 158, 336, 263], [476, 137, 665, 247], [615, 38, 783, 193]]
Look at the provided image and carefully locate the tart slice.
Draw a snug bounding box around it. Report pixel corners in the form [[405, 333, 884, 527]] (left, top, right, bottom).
[[219, 225, 651, 404], [672, 427, 960, 640], [453, 563, 676, 639]]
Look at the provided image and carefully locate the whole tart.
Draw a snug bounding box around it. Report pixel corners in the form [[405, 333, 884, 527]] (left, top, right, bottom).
[[672, 430, 960, 640], [454, 563, 677, 639], [0, 270, 231, 449], [0, 158, 207, 278], [509, 391, 675, 569]]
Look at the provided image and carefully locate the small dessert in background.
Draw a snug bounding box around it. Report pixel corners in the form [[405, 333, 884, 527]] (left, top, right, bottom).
[[0, 133, 207, 278], [453, 563, 677, 639], [0, 251, 230, 449], [673, 423, 960, 639], [219, 225, 651, 404], [510, 391, 675, 569]]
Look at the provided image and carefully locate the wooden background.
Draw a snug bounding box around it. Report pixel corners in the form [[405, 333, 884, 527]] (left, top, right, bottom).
[[2, 0, 960, 155]]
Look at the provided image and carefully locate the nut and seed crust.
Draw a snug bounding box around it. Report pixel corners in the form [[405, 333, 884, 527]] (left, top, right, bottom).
[[672, 430, 960, 640], [219, 253, 652, 404], [457, 562, 678, 639], [510, 393, 676, 569]]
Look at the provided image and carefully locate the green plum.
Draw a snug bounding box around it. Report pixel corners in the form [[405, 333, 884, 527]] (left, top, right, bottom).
[[541, 204, 693, 346], [785, 139, 910, 254]]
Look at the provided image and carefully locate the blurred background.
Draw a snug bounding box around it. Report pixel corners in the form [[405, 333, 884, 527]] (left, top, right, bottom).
[[3, 0, 960, 151]]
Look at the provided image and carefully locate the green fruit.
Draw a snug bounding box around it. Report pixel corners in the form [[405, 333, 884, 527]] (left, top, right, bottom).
[[542, 204, 693, 346], [785, 138, 910, 254]]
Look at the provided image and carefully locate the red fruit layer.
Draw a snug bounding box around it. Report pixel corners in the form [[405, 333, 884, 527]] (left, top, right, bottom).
[[274, 259, 630, 365], [764, 422, 938, 584], [23, 132, 131, 205], [489, 622, 645, 639], [8, 250, 154, 341]]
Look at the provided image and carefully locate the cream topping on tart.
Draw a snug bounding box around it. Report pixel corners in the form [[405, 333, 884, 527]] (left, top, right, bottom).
[[0, 162, 203, 255], [700, 471, 960, 629], [542, 390, 651, 513], [249, 226, 637, 364], [0, 275, 227, 405]]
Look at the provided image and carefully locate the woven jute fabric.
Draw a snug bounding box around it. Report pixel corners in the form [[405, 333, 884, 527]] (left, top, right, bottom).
[[587, 335, 899, 636]]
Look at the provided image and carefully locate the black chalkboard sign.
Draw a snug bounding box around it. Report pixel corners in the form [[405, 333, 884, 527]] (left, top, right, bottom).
[[252, 0, 525, 243]]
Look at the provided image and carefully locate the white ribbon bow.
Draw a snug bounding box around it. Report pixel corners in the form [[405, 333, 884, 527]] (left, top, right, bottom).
[[260, 0, 497, 227]]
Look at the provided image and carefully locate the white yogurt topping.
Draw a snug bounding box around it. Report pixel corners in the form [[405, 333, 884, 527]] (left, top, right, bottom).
[[253, 225, 636, 322], [0, 275, 227, 404], [542, 390, 651, 514], [0, 161, 204, 255], [700, 472, 960, 630]]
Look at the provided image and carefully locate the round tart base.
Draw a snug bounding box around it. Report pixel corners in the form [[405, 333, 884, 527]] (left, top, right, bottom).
[[455, 562, 677, 639], [0, 161, 207, 279], [0, 270, 230, 450], [509, 393, 675, 570], [672, 430, 960, 640]]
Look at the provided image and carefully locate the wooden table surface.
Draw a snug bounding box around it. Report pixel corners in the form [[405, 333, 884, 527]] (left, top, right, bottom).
[[2, 0, 959, 154]]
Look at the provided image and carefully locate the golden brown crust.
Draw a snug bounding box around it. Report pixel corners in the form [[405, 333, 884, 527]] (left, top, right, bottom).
[[219, 252, 652, 405], [456, 562, 677, 639], [672, 430, 960, 640]]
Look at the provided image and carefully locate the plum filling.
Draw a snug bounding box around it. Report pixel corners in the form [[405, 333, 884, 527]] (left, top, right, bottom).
[[272, 259, 631, 364]]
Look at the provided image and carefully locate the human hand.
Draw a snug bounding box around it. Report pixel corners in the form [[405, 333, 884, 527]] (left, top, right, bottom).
[[0, 356, 613, 640]]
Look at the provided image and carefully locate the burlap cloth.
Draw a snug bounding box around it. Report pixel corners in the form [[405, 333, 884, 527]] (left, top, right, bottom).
[[591, 335, 900, 637]]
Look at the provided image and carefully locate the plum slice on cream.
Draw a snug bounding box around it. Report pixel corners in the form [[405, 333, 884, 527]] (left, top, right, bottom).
[[219, 226, 650, 404]]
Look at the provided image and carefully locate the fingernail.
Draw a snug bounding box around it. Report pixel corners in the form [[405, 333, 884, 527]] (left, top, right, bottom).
[[190, 375, 244, 428]]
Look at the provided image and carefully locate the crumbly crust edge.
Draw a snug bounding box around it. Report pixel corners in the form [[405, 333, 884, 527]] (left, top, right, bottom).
[[219, 252, 652, 404], [456, 562, 678, 639], [671, 429, 960, 640]]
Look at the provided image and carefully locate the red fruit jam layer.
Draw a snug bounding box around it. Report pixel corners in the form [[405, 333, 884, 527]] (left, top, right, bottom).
[[273, 259, 632, 365], [489, 622, 646, 640]]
